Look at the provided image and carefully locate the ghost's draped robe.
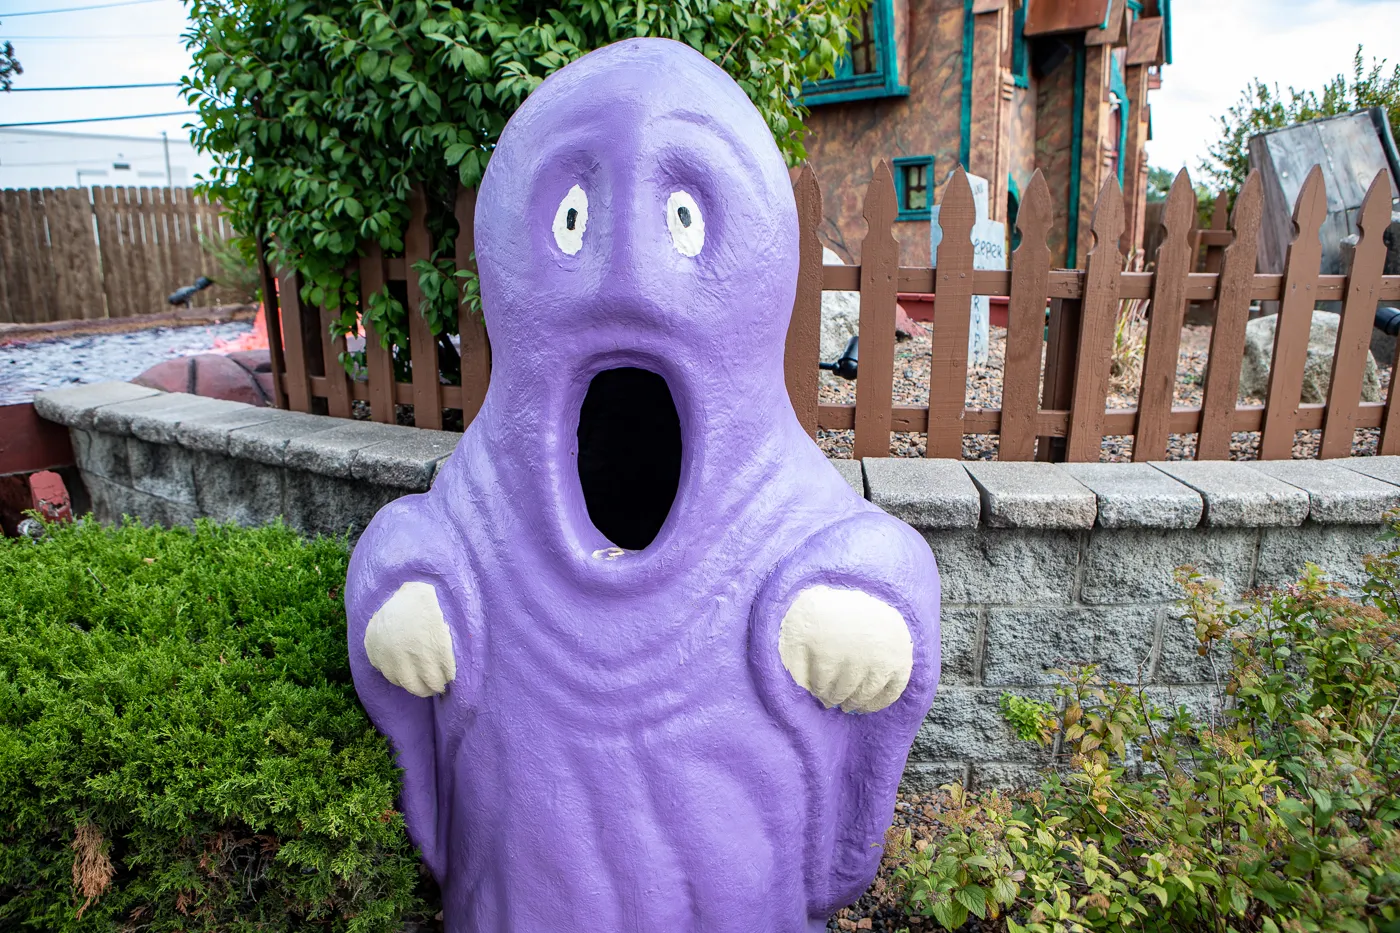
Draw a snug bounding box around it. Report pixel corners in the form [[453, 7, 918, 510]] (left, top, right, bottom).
[[346, 433, 939, 933]]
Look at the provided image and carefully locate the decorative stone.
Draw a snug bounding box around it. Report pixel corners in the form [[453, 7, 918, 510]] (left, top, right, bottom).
[[828, 457, 864, 494], [1061, 461, 1202, 528], [819, 246, 860, 366], [864, 457, 981, 528], [1332, 455, 1400, 490], [963, 461, 1097, 529], [1150, 460, 1308, 527], [343, 40, 942, 933], [131, 351, 275, 407], [33, 381, 162, 429], [1245, 459, 1400, 524], [1239, 311, 1380, 404]]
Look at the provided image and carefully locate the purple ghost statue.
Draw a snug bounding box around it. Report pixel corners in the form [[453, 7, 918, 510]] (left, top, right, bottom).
[[345, 37, 941, 933]]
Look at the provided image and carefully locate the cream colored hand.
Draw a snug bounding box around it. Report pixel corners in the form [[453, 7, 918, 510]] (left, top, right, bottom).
[[364, 581, 457, 698], [778, 585, 913, 714]]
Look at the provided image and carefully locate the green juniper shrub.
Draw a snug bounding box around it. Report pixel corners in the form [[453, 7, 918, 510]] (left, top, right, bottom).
[[0, 518, 431, 932], [885, 529, 1400, 933]]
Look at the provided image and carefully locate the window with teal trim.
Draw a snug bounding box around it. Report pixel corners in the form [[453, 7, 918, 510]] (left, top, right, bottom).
[[802, 0, 908, 105], [1011, 2, 1029, 88], [893, 156, 934, 221]]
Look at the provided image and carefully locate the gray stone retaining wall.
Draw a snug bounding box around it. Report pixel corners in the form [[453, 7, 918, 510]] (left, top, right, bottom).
[[35, 382, 1400, 789]]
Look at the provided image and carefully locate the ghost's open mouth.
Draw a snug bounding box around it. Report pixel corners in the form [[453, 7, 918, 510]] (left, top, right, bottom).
[[576, 367, 682, 551]]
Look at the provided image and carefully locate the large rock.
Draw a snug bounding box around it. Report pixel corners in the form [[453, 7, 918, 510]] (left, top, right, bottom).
[[1239, 311, 1380, 404], [819, 246, 860, 364], [132, 350, 275, 407]]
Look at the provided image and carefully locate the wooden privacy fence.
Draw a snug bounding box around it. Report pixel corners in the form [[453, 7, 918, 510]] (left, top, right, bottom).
[[265, 160, 1400, 462], [0, 186, 236, 325]]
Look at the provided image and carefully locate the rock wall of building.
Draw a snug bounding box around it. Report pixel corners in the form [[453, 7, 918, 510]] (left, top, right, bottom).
[[801, 0, 966, 267]]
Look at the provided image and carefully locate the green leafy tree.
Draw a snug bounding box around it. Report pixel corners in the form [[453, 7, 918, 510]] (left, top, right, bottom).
[[1202, 45, 1400, 203], [0, 23, 21, 92], [182, 0, 867, 384], [1145, 165, 1174, 203]]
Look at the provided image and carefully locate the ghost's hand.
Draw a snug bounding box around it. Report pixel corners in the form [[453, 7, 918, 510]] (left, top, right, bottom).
[[777, 585, 913, 714], [364, 581, 457, 698]]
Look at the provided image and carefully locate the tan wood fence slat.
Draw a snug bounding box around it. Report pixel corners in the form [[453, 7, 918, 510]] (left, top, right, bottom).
[[1323, 170, 1392, 458], [61, 188, 101, 319], [1260, 166, 1328, 459], [1133, 169, 1195, 461], [999, 170, 1053, 460], [0, 190, 13, 322], [359, 244, 396, 424], [257, 248, 289, 410], [2, 191, 30, 323], [91, 187, 119, 319], [152, 188, 173, 308], [1197, 172, 1263, 460], [404, 186, 443, 430], [277, 268, 314, 413], [113, 188, 138, 317], [1064, 177, 1125, 461], [129, 187, 154, 312], [454, 184, 490, 423], [1037, 296, 1079, 461], [851, 161, 899, 459], [925, 168, 977, 459], [20, 190, 54, 323], [786, 164, 824, 439]]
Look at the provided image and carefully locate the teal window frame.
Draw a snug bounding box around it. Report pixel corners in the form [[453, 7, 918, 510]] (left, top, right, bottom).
[[893, 155, 935, 221], [1011, 1, 1029, 88], [1110, 52, 1129, 186], [802, 0, 909, 106]]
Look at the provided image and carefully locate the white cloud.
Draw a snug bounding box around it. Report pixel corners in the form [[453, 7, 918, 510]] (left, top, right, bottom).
[[1148, 0, 1400, 181]]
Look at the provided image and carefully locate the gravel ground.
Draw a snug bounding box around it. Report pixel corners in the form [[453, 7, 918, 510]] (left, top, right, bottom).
[[817, 324, 1391, 461], [0, 321, 255, 405]]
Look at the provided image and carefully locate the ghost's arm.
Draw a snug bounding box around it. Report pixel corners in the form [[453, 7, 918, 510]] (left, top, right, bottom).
[[345, 493, 479, 882], [749, 509, 941, 914]]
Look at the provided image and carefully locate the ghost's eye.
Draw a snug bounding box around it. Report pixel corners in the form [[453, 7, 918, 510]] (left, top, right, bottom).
[[666, 191, 704, 257], [553, 185, 588, 255]]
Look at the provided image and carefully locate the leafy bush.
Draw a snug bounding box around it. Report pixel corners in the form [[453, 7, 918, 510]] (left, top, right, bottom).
[[885, 532, 1400, 932], [1203, 45, 1400, 203], [182, 0, 866, 377], [0, 519, 429, 932]]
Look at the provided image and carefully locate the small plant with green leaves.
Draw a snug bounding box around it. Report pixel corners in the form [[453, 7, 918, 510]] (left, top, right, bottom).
[[884, 529, 1400, 932]]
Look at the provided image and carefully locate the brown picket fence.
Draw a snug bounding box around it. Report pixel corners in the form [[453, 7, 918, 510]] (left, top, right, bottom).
[[0, 186, 239, 324], [265, 160, 1400, 461]]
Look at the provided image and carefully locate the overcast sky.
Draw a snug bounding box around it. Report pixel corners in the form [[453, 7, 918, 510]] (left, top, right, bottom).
[[2, 0, 1397, 190], [1147, 0, 1400, 175]]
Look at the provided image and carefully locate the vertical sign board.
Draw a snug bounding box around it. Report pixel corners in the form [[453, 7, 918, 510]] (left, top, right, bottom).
[[931, 172, 1005, 365]]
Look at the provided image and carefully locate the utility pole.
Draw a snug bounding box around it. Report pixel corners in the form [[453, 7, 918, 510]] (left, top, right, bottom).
[[162, 131, 172, 188]]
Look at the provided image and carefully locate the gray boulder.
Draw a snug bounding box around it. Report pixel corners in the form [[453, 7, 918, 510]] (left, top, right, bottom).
[[820, 247, 859, 365], [1239, 310, 1380, 404]]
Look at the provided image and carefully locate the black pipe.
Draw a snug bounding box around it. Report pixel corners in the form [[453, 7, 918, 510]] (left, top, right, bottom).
[[819, 335, 859, 380], [1377, 305, 1400, 337]]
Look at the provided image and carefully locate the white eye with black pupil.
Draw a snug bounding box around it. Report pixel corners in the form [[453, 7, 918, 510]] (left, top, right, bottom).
[[666, 191, 704, 257], [553, 184, 588, 255]]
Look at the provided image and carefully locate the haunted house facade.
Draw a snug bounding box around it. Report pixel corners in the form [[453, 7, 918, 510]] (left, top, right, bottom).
[[803, 0, 1171, 269]]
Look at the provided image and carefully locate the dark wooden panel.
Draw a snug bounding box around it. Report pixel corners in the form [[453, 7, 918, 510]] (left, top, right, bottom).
[[1024, 0, 1111, 36], [852, 162, 899, 459], [786, 164, 824, 438], [0, 403, 75, 475]]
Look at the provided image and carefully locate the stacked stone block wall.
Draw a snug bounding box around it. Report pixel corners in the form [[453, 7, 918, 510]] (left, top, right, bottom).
[[36, 383, 1400, 788]]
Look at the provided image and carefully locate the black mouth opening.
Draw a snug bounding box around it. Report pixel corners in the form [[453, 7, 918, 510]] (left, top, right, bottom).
[[577, 367, 682, 551]]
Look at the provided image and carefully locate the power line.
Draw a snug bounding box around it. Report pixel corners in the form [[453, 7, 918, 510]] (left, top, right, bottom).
[[0, 110, 194, 128], [1, 0, 165, 16], [2, 35, 181, 40], [7, 83, 180, 92]]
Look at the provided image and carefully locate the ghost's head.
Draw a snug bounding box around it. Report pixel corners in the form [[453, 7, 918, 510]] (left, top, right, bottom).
[[473, 39, 801, 557]]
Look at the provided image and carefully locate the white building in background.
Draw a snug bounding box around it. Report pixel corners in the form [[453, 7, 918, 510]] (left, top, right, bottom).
[[0, 128, 215, 190]]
